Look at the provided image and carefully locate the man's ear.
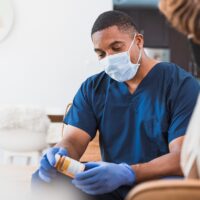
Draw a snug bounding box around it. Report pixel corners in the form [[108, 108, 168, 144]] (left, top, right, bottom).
[[136, 34, 144, 49]]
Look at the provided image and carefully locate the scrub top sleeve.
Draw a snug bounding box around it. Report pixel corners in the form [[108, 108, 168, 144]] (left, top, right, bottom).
[[63, 81, 97, 139], [168, 77, 200, 143]]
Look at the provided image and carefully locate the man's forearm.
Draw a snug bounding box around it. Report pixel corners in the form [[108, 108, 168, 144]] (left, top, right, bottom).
[[131, 152, 183, 183], [54, 125, 91, 161]]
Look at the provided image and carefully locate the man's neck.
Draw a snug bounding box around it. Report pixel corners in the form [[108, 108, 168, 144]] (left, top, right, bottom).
[[125, 55, 159, 94]]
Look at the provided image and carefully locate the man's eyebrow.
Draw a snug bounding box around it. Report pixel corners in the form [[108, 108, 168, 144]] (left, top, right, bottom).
[[94, 41, 124, 52], [94, 48, 104, 53], [109, 41, 124, 47]]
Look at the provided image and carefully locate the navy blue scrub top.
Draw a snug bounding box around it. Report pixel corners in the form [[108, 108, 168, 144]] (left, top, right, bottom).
[[64, 62, 200, 165]]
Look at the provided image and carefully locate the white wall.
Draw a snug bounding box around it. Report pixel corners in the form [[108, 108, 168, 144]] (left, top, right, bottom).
[[0, 0, 113, 114]]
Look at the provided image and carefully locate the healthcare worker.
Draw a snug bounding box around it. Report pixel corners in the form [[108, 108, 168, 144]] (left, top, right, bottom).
[[32, 11, 200, 200]]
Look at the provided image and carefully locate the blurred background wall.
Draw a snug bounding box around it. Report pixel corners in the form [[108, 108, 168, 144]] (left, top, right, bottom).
[[0, 0, 112, 115]]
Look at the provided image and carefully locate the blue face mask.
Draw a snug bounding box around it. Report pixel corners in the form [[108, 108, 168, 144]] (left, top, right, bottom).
[[100, 34, 142, 82]]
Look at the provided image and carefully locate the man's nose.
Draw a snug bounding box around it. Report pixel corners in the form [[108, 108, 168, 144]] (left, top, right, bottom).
[[105, 50, 115, 57]]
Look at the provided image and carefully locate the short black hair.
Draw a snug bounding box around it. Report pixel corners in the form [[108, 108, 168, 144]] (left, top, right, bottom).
[[91, 10, 138, 37]]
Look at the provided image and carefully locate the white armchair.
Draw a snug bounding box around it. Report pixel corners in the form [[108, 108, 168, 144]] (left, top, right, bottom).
[[0, 105, 50, 165]]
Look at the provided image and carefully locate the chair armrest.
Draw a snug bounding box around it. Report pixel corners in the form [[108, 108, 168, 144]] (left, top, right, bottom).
[[126, 179, 200, 200]]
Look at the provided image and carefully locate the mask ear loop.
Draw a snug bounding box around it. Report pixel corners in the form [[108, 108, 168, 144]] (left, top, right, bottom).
[[128, 33, 142, 64], [127, 34, 136, 56], [136, 49, 142, 64]]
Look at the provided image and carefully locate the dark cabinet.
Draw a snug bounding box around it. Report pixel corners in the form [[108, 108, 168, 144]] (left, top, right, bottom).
[[120, 9, 169, 47]]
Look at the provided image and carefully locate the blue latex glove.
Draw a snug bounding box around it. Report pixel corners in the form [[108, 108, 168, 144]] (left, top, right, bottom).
[[38, 147, 67, 183], [72, 161, 135, 195]]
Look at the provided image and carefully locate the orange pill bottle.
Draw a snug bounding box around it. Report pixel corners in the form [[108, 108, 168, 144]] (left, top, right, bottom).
[[55, 154, 85, 178]]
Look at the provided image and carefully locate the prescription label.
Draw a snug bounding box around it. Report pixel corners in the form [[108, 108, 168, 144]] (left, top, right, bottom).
[[55, 154, 85, 178]]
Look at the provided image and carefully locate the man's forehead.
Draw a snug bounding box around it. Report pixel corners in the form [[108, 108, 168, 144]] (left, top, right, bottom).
[[92, 26, 131, 48]]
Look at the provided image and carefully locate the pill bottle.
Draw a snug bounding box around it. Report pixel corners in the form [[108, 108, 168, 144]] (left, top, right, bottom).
[[55, 154, 85, 178]]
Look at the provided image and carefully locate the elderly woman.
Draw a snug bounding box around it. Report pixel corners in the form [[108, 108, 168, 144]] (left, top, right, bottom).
[[159, 0, 200, 179], [159, 0, 200, 69]]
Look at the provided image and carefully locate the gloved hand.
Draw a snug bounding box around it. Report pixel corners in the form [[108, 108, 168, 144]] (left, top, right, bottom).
[[72, 161, 136, 195], [38, 147, 67, 183]]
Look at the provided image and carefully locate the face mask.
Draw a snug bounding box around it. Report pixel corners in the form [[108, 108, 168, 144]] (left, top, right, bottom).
[[100, 34, 142, 82]]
